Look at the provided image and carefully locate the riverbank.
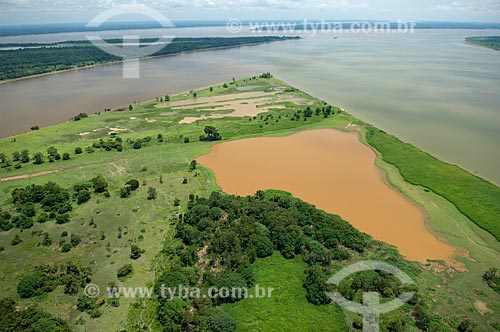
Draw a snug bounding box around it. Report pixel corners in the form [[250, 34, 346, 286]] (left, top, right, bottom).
[[0, 36, 298, 84]]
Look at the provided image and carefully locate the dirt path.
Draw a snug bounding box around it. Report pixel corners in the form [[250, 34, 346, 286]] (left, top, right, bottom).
[[0, 170, 59, 183]]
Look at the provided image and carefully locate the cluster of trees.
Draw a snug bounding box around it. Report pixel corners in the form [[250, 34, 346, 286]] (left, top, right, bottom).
[[260, 72, 273, 79], [199, 126, 222, 142], [152, 191, 370, 331], [291, 106, 335, 122], [17, 262, 91, 298], [1, 132, 173, 172], [0, 37, 294, 81], [483, 267, 499, 294], [3, 182, 72, 231], [1, 176, 109, 232], [59, 232, 82, 253], [92, 137, 123, 152], [0, 298, 70, 331], [73, 112, 88, 121], [126, 136, 153, 150], [0, 145, 75, 170]]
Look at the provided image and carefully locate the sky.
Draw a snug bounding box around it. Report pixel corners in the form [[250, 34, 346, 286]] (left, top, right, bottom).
[[0, 0, 499, 25]]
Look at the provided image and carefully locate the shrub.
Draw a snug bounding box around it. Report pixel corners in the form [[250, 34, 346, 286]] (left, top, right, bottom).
[[11, 234, 22, 246], [130, 245, 144, 260], [117, 264, 133, 278]]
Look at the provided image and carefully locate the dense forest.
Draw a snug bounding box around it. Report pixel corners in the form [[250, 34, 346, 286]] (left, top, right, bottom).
[[151, 190, 460, 332], [0, 36, 298, 80]]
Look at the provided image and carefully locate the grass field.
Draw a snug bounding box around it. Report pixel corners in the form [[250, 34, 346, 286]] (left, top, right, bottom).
[[0, 75, 498, 331], [224, 253, 348, 332]]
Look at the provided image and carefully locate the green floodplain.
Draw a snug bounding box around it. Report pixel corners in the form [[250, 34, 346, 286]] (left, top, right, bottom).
[[0, 75, 499, 332], [465, 36, 500, 51]]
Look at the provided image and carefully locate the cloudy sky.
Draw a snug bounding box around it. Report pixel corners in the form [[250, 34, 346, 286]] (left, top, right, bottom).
[[0, 0, 499, 25]]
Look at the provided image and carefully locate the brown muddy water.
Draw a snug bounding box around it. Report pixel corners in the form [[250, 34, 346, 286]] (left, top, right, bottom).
[[197, 129, 456, 262]]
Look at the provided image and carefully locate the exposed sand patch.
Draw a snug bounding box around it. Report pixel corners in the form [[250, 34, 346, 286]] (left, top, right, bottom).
[[0, 170, 59, 183], [107, 127, 131, 135], [197, 129, 456, 263], [146, 118, 157, 123], [164, 91, 310, 124], [155, 91, 280, 109], [160, 112, 177, 117], [78, 132, 90, 136], [474, 300, 493, 315]]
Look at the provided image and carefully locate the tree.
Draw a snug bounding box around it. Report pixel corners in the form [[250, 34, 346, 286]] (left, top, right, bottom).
[[91, 175, 108, 193], [128, 104, 133, 111], [210, 87, 214, 92], [70, 234, 82, 246], [30, 125, 40, 131], [483, 267, 498, 281], [41, 232, 52, 246], [62, 152, 70, 160], [201, 309, 237, 332], [55, 214, 70, 224], [76, 190, 91, 204], [133, 141, 142, 149], [12, 151, 20, 162], [17, 269, 50, 298], [189, 160, 198, 171], [120, 187, 131, 198], [20, 149, 30, 163], [214, 272, 248, 304], [126, 179, 140, 191], [130, 244, 144, 260], [73, 112, 88, 121], [33, 152, 44, 165], [165, 95, 170, 102], [147, 187, 158, 200], [75, 147, 83, 154], [303, 266, 331, 305], [200, 126, 222, 142]]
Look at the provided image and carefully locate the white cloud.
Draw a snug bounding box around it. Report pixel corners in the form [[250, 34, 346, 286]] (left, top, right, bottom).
[[434, 0, 500, 13], [0, 0, 371, 11]]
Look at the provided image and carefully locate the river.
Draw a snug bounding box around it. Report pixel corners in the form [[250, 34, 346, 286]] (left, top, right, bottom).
[[1, 28, 499, 184]]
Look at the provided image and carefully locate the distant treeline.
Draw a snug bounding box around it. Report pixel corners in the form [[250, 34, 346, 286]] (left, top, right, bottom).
[[0, 36, 299, 81], [0, 21, 227, 37], [465, 36, 500, 51]]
